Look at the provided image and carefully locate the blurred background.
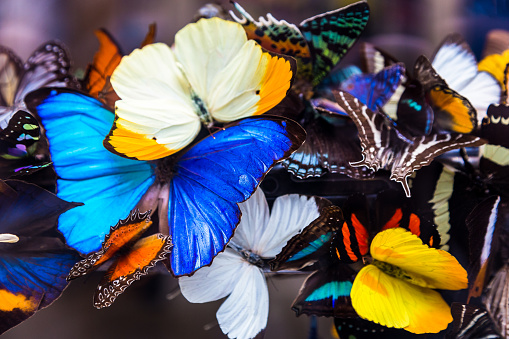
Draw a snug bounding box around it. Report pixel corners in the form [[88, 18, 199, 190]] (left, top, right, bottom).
[[1, 0, 509, 338]]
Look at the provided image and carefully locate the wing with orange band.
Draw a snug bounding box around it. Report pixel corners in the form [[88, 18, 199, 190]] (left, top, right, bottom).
[[67, 209, 152, 280], [94, 233, 173, 308]]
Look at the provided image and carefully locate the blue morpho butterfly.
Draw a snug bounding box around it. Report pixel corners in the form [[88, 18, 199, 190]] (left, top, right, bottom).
[[0, 179, 80, 335], [281, 64, 405, 179], [25, 88, 306, 277]]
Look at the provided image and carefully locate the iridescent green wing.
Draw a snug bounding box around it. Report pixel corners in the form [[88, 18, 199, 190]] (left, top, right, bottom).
[[230, 2, 314, 83], [300, 1, 370, 87]]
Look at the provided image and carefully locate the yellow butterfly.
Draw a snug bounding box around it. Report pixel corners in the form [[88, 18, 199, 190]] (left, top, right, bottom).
[[478, 49, 509, 97], [350, 227, 468, 334], [104, 17, 295, 161]]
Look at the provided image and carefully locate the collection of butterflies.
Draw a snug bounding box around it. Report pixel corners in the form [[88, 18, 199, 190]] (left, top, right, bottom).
[[0, 0, 509, 338]]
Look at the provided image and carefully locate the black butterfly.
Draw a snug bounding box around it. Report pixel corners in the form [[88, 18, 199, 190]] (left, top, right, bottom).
[[334, 90, 485, 197]]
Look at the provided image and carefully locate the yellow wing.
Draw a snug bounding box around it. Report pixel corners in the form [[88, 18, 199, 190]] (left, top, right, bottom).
[[351, 264, 453, 334], [173, 17, 294, 122], [478, 49, 509, 94], [370, 228, 468, 290]]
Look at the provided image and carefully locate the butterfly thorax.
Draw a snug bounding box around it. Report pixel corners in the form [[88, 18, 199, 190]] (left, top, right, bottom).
[[155, 155, 179, 183], [372, 259, 412, 281], [191, 93, 212, 126], [229, 242, 265, 268]]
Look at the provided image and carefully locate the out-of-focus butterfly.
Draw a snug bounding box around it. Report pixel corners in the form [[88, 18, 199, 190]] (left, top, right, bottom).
[[67, 209, 172, 308], [467, 196, 509, 301], [0, 41, 77, 129], [229, 1, 370, 96], [484, 263, 509, 338], [431, 34, 501, 125], [105, 17, 296, 160], [446, 302, 502, 339], [82, 24, 156, 108], [351, 227, 468, 334], [26, 87, 305, 277], [179, 189, 325, 339], [334, 91, 485, 197], [0, 179, 81, 334]]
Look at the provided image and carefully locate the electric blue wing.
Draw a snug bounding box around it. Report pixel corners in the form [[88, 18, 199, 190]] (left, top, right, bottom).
[[340, 63, 405, 111], [25, 88, 156, 255], [168, 116, 306, 276], [0, 180, 80, 334]]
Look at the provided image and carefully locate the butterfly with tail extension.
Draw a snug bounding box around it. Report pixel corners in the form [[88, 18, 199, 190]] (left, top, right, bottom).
[[334, 90, 486, 197]]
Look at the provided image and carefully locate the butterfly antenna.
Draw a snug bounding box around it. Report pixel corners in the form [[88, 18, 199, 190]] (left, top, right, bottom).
[[166, 286, 182, 301], [203, 319, 219, 331]]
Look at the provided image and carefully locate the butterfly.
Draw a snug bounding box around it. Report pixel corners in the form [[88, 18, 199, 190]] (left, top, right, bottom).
[[334, 317, 426, 339], [334, 90, 486, 197], [431, 34, 501, 125], [179, 188, 326, 339], [360, 43, 479, 135], [82, 24, 156, 108], [104, 17, 296, 160], [350, 227, 468, 334], [0, 41, 77, 130], [446, 303, 503, 339], [229, 1, 370, 95], [270, 190, 439, 318], [26, 87, 305, 277], [467, 196, 509, 302], [67, 209, 173, 308], [0, 179, 81, 334]]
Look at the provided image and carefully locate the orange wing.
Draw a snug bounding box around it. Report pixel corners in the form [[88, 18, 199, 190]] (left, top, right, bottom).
[[94, 233, 173, 308], [83, 29, 122, 100], [67, 209, 152, 280]]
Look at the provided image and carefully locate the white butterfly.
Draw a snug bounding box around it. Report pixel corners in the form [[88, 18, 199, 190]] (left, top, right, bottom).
[[105, 17, 295, 161], [178, 188, 322, 339], [432, 34, 501, 124]]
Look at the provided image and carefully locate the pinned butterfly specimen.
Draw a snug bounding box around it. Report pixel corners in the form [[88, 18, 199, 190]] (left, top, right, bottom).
[[431, 34, 501, 124], [351, 227, 468, 334], [82, 24, 156, 108], [446, 303, 502, 339], [105, 17, 296, 160], [26, 87, 305, 277], [334, 317, 426, 339], [484, 263, 509, 338], [179, 189, 326, 339], [334, 90, 486, 197], [229, 1, 370, 96], [67, 209, 173, 308], [0, 179, 81, 334]]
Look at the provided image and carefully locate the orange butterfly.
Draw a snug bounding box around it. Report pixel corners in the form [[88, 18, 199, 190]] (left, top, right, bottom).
[[67, 209, 172, 308], [82, 24, 156, 107]]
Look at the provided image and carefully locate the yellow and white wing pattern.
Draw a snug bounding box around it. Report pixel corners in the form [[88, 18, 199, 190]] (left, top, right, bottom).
[[351, 264, 453, 334], [105, 17, 294, 161], [370, 227, 468, 290], [106, 43, 200, 160]]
